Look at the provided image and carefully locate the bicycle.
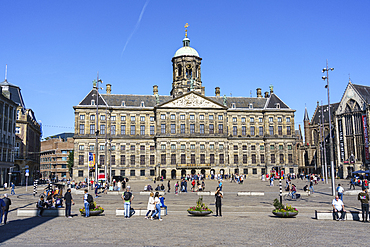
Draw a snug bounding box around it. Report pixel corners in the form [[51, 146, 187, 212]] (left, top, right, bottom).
[[283, 191, 301, 201]]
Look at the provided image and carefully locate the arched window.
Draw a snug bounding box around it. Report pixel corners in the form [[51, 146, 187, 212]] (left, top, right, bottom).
[[177, 64, 182, 76]]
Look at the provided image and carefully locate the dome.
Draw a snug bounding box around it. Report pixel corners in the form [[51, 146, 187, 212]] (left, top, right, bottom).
[[173, 37, 200, 57], [174, 46, 199, 57]]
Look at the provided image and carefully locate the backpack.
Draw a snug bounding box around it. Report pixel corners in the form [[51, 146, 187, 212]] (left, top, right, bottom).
[[124, 192, 131, 201], [87, 194, 93, 203]]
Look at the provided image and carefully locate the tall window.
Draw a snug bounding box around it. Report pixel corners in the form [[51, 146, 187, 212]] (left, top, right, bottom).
[[140, 155, 145, 165], [171, 154, 176, 164], [111, 155, 115, 166], [269, 126, 274, 135], [210, 154, 214, 164], [170, 114, 176, 120], [111, 116, 116, 121], [190, 115, 195, 120], [140, 125, 145, 135], [130, 155, 135, 165], [131, 116, 135, 121], [79, 155, 84, 166], [261, 154, 265, 163], [250, 126, 255, 136], [161, 124, 166, 134], [190, 124, 195, 134], [287, 126, 291, 135], [209, 124, 214, 134], [131, 125, 135, 135], [100, 115, 106, 121], [161, 154, 166, 164], [243, 154, 247, 164], [252, 154, 256, 164], [180, 115, 185, 120], [218, 115, 223, 120], [140, 145, 145, 151], [90, 124, 95, 135], [278, 126, 282, 135], [219, 154, 224, 164], [181, 154, 186, 164], [150, 126, 155, 135], [111, 125, 116, 135], [99, 155, 105, 166], [79, 124, 85, 134], [100, 125, 105, 135], [79, 114, 85, 120], [120, 155, 125, 166], [200, 154, 205, 164], [90, 115, 95, 121], [171, 124, 176, 134], [218, 124, 223, 134], [181, 124, 185, 134], [271, 154, 275, 163], [288, 154, 293, 163], [234, 155, 238, 164], [140, 116, 145, 122], [200, 124, 204, 134], [130, 145, 135, 151], [121, 115, 126, 121], [242, 126, 246, 136], [150, 155, 155, 165], [233, 126, 237, 136], [191, 154, 195, 164], [280, 154, 284, 164], [161, 114, 166, 120], [259, 126, 263, 136], [121, 125, 126, 135]]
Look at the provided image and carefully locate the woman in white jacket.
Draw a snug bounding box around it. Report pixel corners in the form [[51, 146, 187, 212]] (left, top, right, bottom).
[[145, 192, 155, 219]]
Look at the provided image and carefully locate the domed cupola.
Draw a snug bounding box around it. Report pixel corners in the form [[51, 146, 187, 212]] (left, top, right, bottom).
[[171, 23, 203, 97]]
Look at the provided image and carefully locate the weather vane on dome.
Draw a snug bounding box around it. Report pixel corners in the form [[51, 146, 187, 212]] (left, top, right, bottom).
[[184, 23, 189, 38]]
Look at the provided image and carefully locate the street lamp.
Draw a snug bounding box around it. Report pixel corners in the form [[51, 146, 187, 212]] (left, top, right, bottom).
[[93, 75, 103, 185], [321, 59, 336, 196]]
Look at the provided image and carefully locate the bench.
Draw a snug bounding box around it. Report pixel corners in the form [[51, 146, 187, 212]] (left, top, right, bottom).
[[17, 208, 66, 217], [116, 208, 166, 217], [237, 191, 264, 196], [315, 210, 362, 220], [139, 191, 165, 196]]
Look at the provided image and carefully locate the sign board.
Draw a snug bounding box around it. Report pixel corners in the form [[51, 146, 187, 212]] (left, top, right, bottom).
[[25, 169, 29, 177]]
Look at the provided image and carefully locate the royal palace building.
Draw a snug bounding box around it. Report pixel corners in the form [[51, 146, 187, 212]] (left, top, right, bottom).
[[73, 30, 298, 181]]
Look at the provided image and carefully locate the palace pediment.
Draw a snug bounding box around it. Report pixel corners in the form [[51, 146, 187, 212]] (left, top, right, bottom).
[[158, 91, 226, 109]]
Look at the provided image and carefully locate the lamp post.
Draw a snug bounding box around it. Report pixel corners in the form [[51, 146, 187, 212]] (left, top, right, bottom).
[[321, 102, 328, 184], [321, 59, 336, 195], [94, 75, 103, 184]]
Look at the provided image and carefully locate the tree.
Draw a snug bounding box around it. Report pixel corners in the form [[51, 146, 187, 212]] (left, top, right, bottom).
[[67, 150, 74, 177]]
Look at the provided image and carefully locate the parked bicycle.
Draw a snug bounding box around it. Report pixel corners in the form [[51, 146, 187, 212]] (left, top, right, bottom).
[[283, 191, 301, 201]]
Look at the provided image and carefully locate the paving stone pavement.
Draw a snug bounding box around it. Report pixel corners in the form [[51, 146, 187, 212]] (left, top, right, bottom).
[[0, 178, 367, 246]]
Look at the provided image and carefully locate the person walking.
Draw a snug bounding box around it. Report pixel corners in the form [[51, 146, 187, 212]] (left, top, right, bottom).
[[358, 188, 369, 222], [2, 194, 11, 224], [122, 186, 134, 218], [167, 180, 171, 193], [350, 178, 356, 190], [10, 182, 15, 195], [0, 196, 5, 225], [151, 192, 162, 221], [337, 184, 344, 201], [145, 192, 155, 219], [309, 180, 315, 194], [94, 182, 99, 198], [215, 187, 223, 217], [83, 189, 90, 217], [64, 188, 74, 218], [175, 181, 179, 195]]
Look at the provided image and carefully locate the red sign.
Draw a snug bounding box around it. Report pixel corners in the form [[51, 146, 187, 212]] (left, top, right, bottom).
[[362, 115, 370, 161], [98, 174, 106, 180]]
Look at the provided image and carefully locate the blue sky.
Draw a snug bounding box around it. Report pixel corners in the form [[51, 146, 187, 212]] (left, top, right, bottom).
[[1, 1, 369, 138]]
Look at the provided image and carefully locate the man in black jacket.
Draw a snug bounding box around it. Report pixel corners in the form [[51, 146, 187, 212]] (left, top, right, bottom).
[[2, 194, 11, 224], [64, 188, 74, 218]]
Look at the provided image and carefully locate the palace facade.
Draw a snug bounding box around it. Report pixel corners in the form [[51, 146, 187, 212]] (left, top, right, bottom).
[[73, 31, 298, 181]]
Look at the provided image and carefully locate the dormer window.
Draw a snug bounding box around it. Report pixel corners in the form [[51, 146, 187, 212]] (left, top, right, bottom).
[[141, 101, 145, 107], [121, 101, 125, 107], [275, 103, 280, 109], [232, 103, 236, 108], [91, 99, 95, 105], [249, 103, 253, 109]]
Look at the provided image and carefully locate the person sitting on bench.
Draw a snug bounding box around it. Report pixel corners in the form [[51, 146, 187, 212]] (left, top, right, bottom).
[[159, 195, 167, 215]]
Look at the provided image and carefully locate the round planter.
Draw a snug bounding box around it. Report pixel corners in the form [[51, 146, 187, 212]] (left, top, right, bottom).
[[80, 209, 104, 216], [272, 210, 298, 218], [187, 210, 212, 216]]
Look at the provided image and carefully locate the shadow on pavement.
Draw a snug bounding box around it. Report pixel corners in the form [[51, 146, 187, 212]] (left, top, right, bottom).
[[0, 217, 54, 244]]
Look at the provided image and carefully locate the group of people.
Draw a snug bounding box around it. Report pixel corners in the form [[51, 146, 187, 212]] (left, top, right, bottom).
[[2, 182, 16, 195], [144, 192, 166, 221]]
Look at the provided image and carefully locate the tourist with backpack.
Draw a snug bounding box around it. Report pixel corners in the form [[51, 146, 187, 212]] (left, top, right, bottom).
[[122, 186, 134, 218]]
